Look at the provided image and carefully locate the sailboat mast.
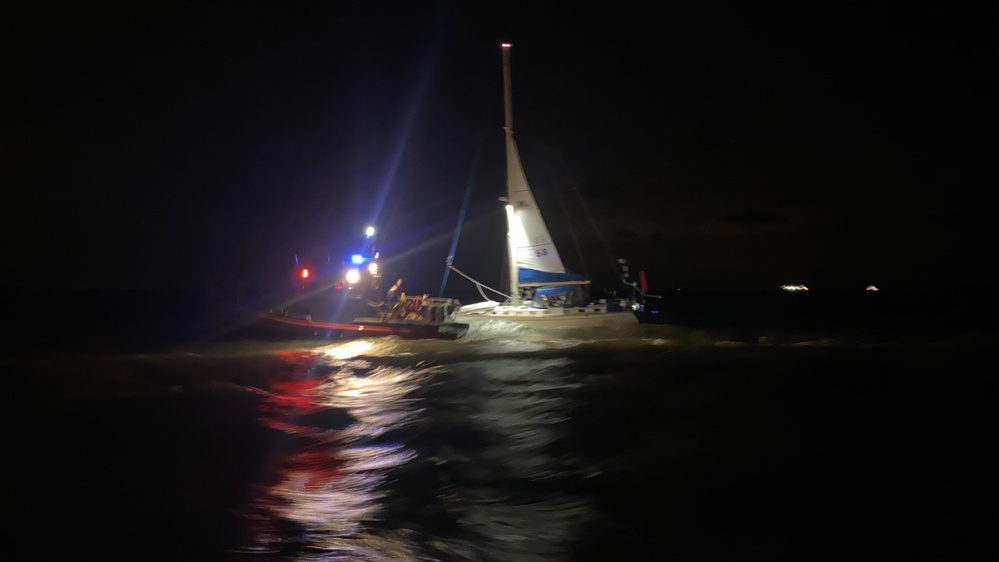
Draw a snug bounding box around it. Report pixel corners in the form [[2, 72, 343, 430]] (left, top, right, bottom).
[[501, 43, 515, 154], [501, 42, 519, 302]]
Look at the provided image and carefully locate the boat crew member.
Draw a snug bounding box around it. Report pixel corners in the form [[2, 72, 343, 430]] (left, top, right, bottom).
[[390, 290, 408, 319], [385, 279, 402, 302]]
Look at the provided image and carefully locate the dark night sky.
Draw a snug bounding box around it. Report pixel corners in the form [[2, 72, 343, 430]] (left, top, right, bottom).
[[5, 2, 996, 297]]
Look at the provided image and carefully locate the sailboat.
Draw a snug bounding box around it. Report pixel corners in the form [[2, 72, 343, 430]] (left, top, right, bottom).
[[447, 43, 639, 329]]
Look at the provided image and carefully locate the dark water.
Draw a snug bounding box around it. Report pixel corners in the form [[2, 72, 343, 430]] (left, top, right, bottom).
[[9, 289, 997, 560]]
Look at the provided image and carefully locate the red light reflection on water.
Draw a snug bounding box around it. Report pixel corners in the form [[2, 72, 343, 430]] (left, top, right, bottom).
[[234, 350, 420, 556], [277, 448, 342, 492], [269, 350, 322, 366]]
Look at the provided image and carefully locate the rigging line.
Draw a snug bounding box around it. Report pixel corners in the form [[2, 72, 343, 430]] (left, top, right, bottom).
[[539, 143, 589, 278], [447, 263, 511, 301], [439, 131, 484, 297], [550, 145, 620, 281]]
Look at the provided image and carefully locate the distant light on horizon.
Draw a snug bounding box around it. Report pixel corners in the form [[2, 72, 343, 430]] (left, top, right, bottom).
[[781, 284, 809, 292], [866, 285, 879, 291], [501, 43, 512, 49]]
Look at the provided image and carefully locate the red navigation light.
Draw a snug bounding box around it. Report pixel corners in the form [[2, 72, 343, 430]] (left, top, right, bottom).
[[300, 268, 310, 279], [334, 283, 343, 290]]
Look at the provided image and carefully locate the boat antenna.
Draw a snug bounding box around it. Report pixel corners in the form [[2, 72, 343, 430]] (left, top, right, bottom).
[[439, 133, 483, 297]]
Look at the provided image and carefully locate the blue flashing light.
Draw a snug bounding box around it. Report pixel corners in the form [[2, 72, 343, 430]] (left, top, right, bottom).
[[350, 254, 365, 264]]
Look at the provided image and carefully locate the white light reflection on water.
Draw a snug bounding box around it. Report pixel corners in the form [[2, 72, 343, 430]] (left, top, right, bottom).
[[230, 325, 897, 561], [321, 339, 375, 360], [233, 336, 599, 561], [431, 358, 595, 562], [236, 342, 430, 558]]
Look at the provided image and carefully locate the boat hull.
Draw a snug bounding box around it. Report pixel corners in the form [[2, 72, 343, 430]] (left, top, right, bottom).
[[255, 312, 468, 340], [450, 301, 639, 329]]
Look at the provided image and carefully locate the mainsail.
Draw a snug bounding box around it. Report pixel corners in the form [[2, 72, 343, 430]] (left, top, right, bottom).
[[501, 43, 586, 293]]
